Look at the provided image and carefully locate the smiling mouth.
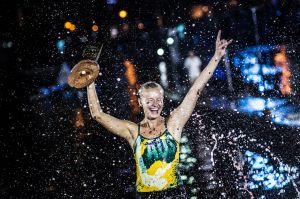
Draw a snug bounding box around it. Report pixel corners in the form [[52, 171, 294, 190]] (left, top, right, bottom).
[[149, 108, 159, 114]]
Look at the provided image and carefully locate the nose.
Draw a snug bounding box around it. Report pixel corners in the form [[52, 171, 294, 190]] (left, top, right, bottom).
[[152, 100, 162, 107], [149, 101, 157, 106]]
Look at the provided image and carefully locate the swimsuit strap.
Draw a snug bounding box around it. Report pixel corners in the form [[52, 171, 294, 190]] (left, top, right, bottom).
[[164, 117, 167, 129], [138, 122, 141, 135]]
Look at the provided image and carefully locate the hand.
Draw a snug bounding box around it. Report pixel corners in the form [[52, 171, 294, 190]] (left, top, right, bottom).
[[214, 30, 233, 60]]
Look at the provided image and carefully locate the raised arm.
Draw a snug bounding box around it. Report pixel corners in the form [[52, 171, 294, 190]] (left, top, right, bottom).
[[168, 31, 232, 138], [87, 82, 135, 142]]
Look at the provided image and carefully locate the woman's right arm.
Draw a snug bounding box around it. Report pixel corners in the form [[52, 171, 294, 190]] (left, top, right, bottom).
[[87, 82, 134, 141]]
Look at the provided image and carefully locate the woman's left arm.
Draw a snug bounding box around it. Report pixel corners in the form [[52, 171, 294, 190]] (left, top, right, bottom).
[[168, 30, 232, 139]]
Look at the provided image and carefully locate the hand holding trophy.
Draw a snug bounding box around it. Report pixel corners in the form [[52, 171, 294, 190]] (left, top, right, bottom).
[[67, 44, 103, 88], [67, 59, 100, 88]]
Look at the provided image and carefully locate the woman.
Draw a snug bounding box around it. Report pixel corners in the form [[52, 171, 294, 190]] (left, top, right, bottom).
[[87, 30, 232, 198]]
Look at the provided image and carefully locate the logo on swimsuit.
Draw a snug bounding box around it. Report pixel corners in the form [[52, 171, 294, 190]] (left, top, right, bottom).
[[145, 139, 161, 146], [142, 136, 177, 169]]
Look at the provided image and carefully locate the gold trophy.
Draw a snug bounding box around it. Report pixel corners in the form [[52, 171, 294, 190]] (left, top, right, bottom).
[[68, 44, 103, 88]]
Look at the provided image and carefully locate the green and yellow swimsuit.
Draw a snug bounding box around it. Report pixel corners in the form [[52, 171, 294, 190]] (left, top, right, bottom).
[[133, 119, 183, 193]]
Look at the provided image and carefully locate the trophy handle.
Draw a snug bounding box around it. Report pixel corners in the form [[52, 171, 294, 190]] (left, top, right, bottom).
[[68, 44, 104, 88]]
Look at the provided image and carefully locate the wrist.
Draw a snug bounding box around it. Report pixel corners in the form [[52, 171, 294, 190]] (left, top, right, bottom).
[[213, 54, 220, 62], [87, 82, 95, 89]]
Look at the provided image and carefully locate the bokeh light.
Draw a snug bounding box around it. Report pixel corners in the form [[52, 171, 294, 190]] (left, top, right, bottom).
[[92, 24, 99, 32], [69, 24, 76, 31], [137, 22, 144, 30], [157, 48, 164, 56], [191, 5, 204, 19], [166, 37, 174, 45], [56, 39, 65, 54], [64, 21, 72, 29], [119, 10, 127, 18], [110, 26, 118, 38]]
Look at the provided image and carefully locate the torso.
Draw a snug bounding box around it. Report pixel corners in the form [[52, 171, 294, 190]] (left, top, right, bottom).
[[131, 118, 183, 192]]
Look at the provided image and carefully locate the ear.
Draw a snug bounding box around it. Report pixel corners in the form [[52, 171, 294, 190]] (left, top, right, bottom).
[[138, 98, 142, 107]]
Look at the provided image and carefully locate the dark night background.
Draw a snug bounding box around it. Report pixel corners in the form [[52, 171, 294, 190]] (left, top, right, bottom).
[[1, 0, 300, 198]]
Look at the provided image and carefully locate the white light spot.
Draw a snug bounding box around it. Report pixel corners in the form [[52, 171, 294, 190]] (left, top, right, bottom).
[[157, 48, 164, 56]]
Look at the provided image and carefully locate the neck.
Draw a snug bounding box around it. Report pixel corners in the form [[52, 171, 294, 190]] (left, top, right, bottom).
[[142, 116, 163, 129]]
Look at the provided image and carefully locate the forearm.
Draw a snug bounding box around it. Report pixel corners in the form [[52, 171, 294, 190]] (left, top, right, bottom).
[[191, 54, 221, 95], [86, 82, 132, 139], [87, 82, 103, 118]]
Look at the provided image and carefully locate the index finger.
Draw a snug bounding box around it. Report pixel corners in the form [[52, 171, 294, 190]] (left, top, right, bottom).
[[217, 30, 221, 42]]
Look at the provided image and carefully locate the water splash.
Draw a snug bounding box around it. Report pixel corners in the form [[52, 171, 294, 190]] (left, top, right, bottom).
[[210, 134, 217, 167]]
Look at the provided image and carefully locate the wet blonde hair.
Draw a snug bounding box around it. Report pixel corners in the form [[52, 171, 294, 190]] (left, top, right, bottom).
[[137, 81, 164, 98]]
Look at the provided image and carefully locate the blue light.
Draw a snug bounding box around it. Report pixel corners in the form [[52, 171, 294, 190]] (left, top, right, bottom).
[[276, 10, 282, 16], [50, 84, 62, 92], [57, 62, 71, 86], [56, 40, 65, 53], [233, 45, 284, 93], [246, 74, 262, 83], [249, 57, 257, 64], [266, 165, 274, 173], [252, 157, 266, 169], [262, 64, 281, 75], [245, 150, 299, 191], [107, 0, 117, 4], [213, 67, 226, 80], [39, 87, 50, 96], [259, 85, 265, 92], [248, 64, 260, 74], [176, 24, 185, 39], [63, 91, 73, 100], [176, 24, 185, 33], [274, 117, 282, 123], [244, 55, 257, 65], [233, 57, 241, 67], [192, 35, 201, 45], [264, 81, 274, 90], [245, 151, 253, 156], [239, 97, 265, 112]]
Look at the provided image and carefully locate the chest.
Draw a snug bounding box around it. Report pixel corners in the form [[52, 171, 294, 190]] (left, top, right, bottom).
[[135, 133, 178, 166], [140, 124, 166, 139]]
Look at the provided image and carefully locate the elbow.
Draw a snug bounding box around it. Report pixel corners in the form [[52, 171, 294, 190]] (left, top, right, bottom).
[[89, 107, 103, 119], [90, 112, 102, 121], [92, 114, 98, 120]]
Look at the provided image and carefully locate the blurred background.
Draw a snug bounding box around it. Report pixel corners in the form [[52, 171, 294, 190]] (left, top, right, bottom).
[[1, 0, 300, 198]]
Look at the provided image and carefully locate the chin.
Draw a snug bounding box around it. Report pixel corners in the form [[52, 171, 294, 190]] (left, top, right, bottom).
[[147, 113, 161, 120]]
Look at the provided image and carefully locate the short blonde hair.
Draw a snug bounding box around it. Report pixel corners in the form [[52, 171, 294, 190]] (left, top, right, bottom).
[[137, 82, 164, 98]]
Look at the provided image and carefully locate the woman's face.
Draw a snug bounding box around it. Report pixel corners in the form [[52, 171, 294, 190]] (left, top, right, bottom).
[[139, 87, 164, 120]]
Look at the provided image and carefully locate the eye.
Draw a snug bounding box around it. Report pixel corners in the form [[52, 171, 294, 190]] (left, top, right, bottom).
[[146, 99, 153, 104]]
